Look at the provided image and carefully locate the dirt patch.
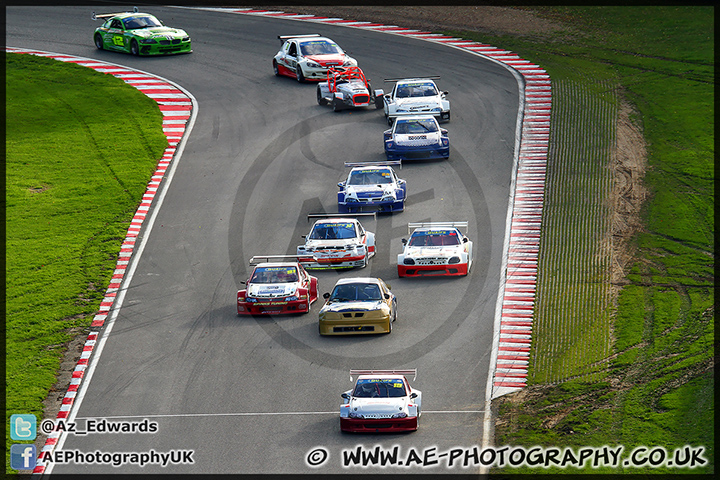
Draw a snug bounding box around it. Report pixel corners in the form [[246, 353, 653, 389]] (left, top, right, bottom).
[[609, 92, 647, 286]]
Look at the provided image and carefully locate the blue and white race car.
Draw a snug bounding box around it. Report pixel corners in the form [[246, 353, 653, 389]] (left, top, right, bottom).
[[338, 162, 406, 213], [381, 77, 450, 125], [384, 115, 449, 161]]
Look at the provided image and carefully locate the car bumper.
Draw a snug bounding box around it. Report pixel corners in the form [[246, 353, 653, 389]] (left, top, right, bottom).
[[385, 144, 449, 161], [300, 253, 367, 269], [237, 299, 309, 315], [398, 263, 468, 277], [341, 416, 418, 433], [319, 316, 391, 335], [389, 111, 449, 123], [339, 199, 404, 213], [140, 41, 192, 56]]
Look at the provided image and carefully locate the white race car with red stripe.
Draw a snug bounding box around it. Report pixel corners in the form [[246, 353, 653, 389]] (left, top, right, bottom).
[[273, 34, 358, 83], [297, 215, 375, 269]]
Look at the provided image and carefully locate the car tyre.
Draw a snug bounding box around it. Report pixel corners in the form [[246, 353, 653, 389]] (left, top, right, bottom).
[[360, 250, 369, 268], [273, 59, 280, 76], [94, 34, 104, 50], [130, 39, 139, 56], [317, 86, 328, 106], [332, 94, 343, 112], [296, 66, 305, 83]]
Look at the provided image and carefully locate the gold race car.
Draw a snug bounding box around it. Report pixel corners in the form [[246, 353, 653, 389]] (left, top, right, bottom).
[[318, 277, 396, 335]]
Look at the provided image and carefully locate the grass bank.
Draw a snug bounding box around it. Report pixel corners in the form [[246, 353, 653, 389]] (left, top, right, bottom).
[[441, 6, 713, 474], [4, 53, 167, 472]]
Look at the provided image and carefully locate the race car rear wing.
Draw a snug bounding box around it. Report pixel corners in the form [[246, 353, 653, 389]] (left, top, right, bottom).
[[92, 6, 138, 20], [278, 33, 320, 45], [307, 212, 377, 222], [344, 161, 402, 169], [407, 221, 468, 234], [383, 76, 441, 82], [249, 255, 316, 266], [350, 369, 417, 381]]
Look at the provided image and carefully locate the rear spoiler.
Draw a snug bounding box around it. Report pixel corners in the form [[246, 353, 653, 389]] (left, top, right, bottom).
[[383, 76, 441, 83], [407, 221, 468, 234], [92, 6, 138, 20], [249, 255, 315, 266], [307, 212, 377, 222], [344, 161, 402, 169], [278, 33, 320, 45], [350, 369, 417, 381]]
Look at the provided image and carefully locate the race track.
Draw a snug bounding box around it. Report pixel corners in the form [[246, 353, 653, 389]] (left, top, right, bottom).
[[6, 5, 521, 474]]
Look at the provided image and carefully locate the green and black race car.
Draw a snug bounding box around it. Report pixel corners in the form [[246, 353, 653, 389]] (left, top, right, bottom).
[[92, 8, 191, 56]]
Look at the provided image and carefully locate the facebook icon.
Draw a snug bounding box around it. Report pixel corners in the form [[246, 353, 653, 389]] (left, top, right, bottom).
[[11, 444, 37, 470]]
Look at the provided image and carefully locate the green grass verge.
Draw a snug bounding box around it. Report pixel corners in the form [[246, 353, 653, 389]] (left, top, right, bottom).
[[444, 6, 713, 474], [5, 53, 167, 473]]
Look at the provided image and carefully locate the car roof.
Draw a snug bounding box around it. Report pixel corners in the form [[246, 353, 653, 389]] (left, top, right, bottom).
[[350, 165, 393, 172], [395, 115, 438, 122], [297, 36, 334, 44], [253, 262, 300, 269], [334, 277, 382, 286], [313, 217, 358, 224], [397, 78, 438, 85], [356, 374, 407, 381], [113, 12, 156, 19]]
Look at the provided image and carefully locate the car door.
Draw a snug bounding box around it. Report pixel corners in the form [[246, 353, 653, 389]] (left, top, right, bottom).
[[285, 41, 299, 72], [103, 19, 126, 51]]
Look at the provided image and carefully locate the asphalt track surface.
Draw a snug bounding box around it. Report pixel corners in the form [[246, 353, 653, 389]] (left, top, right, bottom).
[[7, 5, 520, 474]]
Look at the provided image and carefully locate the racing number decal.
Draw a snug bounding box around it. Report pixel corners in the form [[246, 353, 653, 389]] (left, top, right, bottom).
[[112, 35, 125, 47]]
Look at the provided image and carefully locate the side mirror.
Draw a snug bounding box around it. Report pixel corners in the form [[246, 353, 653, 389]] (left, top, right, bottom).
[[301, 234, 307, 239], [410, 392, 418, 399], [323, 292, 330, 299], [384, 293, 390, 299], [338, 182, 345, 188], [440, 128, 448, 135], [341, 393, 350, 400], [401, 238, 407, 245], [442, 91, 449, 96], [463, 237, 469, 243], [241, 280, 246, 285]]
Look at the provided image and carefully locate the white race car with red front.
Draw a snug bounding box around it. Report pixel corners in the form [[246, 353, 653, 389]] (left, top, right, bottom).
[[397, 222, 473, 277], [273, 34, 357, 82], [340, 369, 421, 433], [297, 214, 376, 269], [237, 256, 318, 315]]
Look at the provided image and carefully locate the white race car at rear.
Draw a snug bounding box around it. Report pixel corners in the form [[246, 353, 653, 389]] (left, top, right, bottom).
[[340, 369, 421, 432]]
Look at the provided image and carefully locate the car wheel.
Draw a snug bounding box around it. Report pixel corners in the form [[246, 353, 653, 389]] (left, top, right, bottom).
[[273, 60, 280, 76], [130, 39, 139, 56], [296, 66, 305, 83], [332, 94, 343, 112], [94, 34, 104, 50], [317, 86, 328, 106]]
